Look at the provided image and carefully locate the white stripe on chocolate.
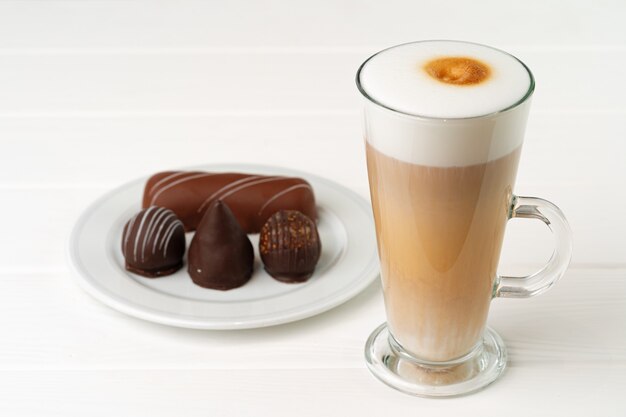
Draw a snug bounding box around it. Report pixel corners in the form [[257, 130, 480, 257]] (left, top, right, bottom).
[[133, 206, 158, 263], [151, 212, 176, 255], [150, 172, 218, 205], [216, 176, 286, 202], [144, 207, 167, 244], [196, 175, 262, 213], [123, 211, 139, 252], [159, 221, 181, 252], [146, 171, 190, 199], [162, 221, 184, 257], [141, 206, 167, 262], [257, 184, 313, 216]]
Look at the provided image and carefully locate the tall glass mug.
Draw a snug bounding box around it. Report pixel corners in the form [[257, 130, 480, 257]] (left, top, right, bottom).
[[357, 41, 572, 397]]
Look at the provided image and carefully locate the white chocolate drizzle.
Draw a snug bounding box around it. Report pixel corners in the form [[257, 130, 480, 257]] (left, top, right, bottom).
[[257, 184, 313, 216], [132, 205, 158, 262], [196, 175, 262, 213], [151, 212, 177, 255], [149, 172, 217, 205], [142, 207, 167, 261], [122, 206, 184, 263], [195, 176, 286, 213], [146, 171, 190, 198], [162, 221, 184, 256]]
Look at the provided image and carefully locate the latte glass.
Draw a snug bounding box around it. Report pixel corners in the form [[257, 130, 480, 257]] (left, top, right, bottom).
[[357, 41, 572, 397]]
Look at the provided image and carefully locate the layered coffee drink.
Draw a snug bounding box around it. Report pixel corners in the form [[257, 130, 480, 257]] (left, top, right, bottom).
[[359, 41, 533, 361]]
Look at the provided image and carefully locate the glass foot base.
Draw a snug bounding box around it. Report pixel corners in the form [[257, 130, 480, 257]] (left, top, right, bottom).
[[364, 323, 507, 397]]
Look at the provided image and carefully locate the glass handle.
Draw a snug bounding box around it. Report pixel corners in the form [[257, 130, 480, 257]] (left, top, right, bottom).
[[495, 195, 572, 298]]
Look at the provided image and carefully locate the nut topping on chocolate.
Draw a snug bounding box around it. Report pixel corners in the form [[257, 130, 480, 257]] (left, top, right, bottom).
[[259, 210, 321, 283]]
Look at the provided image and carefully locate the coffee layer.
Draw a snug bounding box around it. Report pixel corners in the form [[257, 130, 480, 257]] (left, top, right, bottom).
[[366, 143, 521, 361]]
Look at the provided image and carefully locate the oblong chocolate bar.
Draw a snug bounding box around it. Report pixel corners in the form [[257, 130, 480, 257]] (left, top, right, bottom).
[[142, 171, 317, 233]]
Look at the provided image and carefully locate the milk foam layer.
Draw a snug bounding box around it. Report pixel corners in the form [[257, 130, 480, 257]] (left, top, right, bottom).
[[359, 41, 531, 118], [359, 41, 533, 167]]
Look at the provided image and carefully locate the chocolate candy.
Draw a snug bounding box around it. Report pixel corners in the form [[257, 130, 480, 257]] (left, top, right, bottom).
[[187, 201, 254, 291], [121, 206, 185, 277], [142, 171, 317, 233], [259, 210, 321, 283]]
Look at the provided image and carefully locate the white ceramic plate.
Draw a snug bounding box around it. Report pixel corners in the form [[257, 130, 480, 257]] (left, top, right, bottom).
[[68, 163, 379, 329]]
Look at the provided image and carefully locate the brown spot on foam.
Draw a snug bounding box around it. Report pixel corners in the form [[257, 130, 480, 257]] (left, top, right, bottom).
[[423, 56, 491, 86]]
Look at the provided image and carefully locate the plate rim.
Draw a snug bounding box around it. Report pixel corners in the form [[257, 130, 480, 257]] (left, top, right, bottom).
[[67, 163, 379, 329]]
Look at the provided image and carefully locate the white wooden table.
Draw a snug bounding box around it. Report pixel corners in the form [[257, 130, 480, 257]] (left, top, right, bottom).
[[1, 1, 625, 415]]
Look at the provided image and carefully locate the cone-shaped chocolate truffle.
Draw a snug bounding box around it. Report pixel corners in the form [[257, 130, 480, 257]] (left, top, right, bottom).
[[188, 200, 254, 290], [121, 206, 185, 278], [259, 210, 321, 283]]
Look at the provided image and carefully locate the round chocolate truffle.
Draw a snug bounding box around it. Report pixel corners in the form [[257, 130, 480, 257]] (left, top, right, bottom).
[[259, 210, 321, 283], [187, 200, 254, 291], [121, 206, 186, 277]]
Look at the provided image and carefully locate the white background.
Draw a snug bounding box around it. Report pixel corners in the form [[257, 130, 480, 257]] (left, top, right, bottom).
[[1, 0, 625, 415]]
